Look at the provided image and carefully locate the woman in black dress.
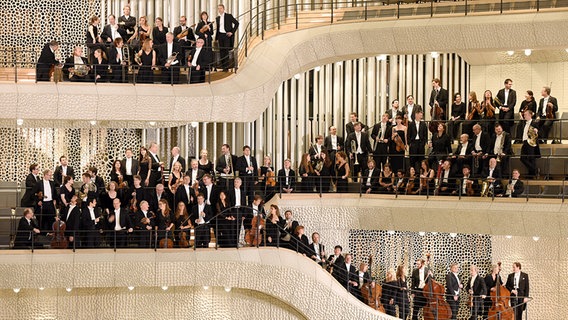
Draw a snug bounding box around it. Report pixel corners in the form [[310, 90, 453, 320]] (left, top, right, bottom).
[[335, 151, 350, 193], [168, 161, 183, 195], [86, 16, 104, 61], [258, 155, 275, 201], [381, 269, 398, 317], [448, 93, 466, 140], [195, 11, 214, 48], [481, 89, 497, 137], [156, 199, 174, 242], [92, 48, 108, 82], [173, 202, 191, 247], [264, 205, 284, 247], [59, 176, 75, 211], [216, 190, 235, 247], [299, 153, 314, 193], [389, 115, 407, 173], [396, 264, 410, 320], [101, 181, 122, 213], [292, 225, 310, 255], [418, 159, 436, 195], [464, 91, 481, 137], [198, 149, 215, 175], [110, 159, 125, 186], [429, 122, 452, 168], [378, 163, 395, 193], [152, 17, 168, 46], [138, 146, 152, 187], [128, 16, 150, 51], [136, 38, 156, 84], [405, 166, 420, 195], [314, 151, 332, 193]]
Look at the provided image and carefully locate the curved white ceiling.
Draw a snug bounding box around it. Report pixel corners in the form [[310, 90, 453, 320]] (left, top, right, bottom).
[[1, 11, 567, 123]]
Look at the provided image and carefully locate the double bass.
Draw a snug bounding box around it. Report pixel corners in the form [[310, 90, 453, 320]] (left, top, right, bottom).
[[361, 255, 385, 312], [488, 262, 514, 320], [422, 253, 452, 320], [429, 90, 443, 134], [50, 208, 68, 249]]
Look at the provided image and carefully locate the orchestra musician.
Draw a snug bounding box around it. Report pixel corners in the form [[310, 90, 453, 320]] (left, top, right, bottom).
[[216, 144, 238, 189], [518, 90, 537, 120], [411, 258, 431, 320], [188, 38, 212, 84], [345, 112, 368, 137], [21, 164, 40, 207], [107, 38, 127, 83], [158, 32, 181, 84], [299, 153, 315, 193], [186, 159, 205, 189], [453, 133, 474, 175], [481, 158, 504, 195], [14, 208, 41, 248], [92, 48, 108, 82], [335, 152, 350, 193], [236, 145, 258, 205], [147, 184, 169, 214], [429, 122, 452, 170], [227, 179, 245, 245], [308, 135, 326, 162], [520, 110, 540, 178], [471, 124, 491, 176], [281, 210, 299, 250], [258, 156, 275, 201], [121, 148, 139, 190], [63, 47, 91, 82], [147, 142, 163, 187], [324, 126, 344, 176], [264, 205, 285, 247], [361, 159, 380, 194], [128, 16, 150, 51], [378, 163, 395, 194], [152, 17, 168, 46], [86, 16, 103, 62], [407, 111, 428, 172], [191, 193, 213, 248], [388, 116, 407, 174], [490, 123, 512, 177], [277, 159, 296, 193], [314, 151, 332, 194], [198, 149, 215, 175], [506, 262, 530, 320], [393, 169, 407, 194], [481, 90, 497, 136], [500, 169, 524, 198], [174, 174, 196, 211], [429, 78, 449, 120], [402, 94, 423, 123], [173, 16, 196, 63], [81, 197, 102, 248], [59, 176, 75, 211], [419, 160, 436, 195], [496, 79, 517, 134], [307, 232, 326, 265], [107, 198, 134, 248], [327, 245, 345, 279], [216, 190, 235, 248], [118, 5, 136, 41], [196, 11, 214, 48], [466, 265, 487, 320], [335, 253, 358, 293], [54, 156, 75, 187], [370, 113, 391, 170], [382, 269, 398, 317], [36, 40, 60, 82], [61, 195, 81, 246], [135, 200, 155, 248], [536, 86, 558, 143], [155, 199, 174, 242], [445, 263, 463, 320], [386, 99, 404, 126], [110, 160, 125, 187], [354, 263, 372, 302], [396, 264, 410, 320], [101, 15, 127, 44], [34, 169, 57, 232], [215, 4, 239, 71], [448, 93, 467, 140], [455, 165, 478, 196], [437, 159, 455, 196], [169, 146, 186, 173], [136, 38, 156, 84], [173, 201, 191, 247], [483, 264, 502, 319], [464, 91, 481, 138]]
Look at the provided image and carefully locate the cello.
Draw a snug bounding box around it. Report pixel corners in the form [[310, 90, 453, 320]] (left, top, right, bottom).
[[50, 208, 68, 249], [488, 262, 514, 320], [422, 253, 452, 320], [361, 255, 385, 313]]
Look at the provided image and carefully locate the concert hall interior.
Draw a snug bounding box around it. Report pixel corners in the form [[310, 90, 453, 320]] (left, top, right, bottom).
[[1, 0, 568, 319]]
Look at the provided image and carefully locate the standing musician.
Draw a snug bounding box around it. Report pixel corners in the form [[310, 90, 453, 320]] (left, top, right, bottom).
[[63, 47, 91, 82], [169, 146, 186, 173], [389, 116, 407, 174], [386, 99, 404, 126], [277, 159, 296, 193], [505, 262, 530, 320], [463, 91, 481, 138], [411, 258, 431, 320], [81, 197, 102, 248], [107, 38, 127, 83], [481, 90, 497, 137], [326, 245, 344, 279], [158, 32, 181, 84], [345, 112, 369, 137], [445, 263, 463, 320], [186, 159, 205, 188], [174, 174, 196, 212], [196, 11, 214, 48], [216, 144, 238, 189], [324, 126, 344, 174], [34, 169, 57, 232], [520, 110, 540, 178], [191, 193, 213, 248], [236, 146, 258, 205], [396, 264, 411, 320], [21, 164, 41, 207], [215, 4, 239, 72], [496, 79, 517, 134], [408, 111, 428, 172], [188, 38, 212, 84], [308, 135, 326, 164], [354, 263, 372, 302], [54, 156, 75, 187], [346, 122, 372, 181], [173, 16, 196, 64], [336, 253, 359, 294], [147, 142, 163, 187], [118, 5, 137, 41], [483, 264, 503, 319], [121, 148, 139, 190], [471, 124, 491, 177], [152, 17, 169, 46], [402, 95, 423, 123], [370, 114, 391, 170], [135, 200, 155, 248], [429, 78, 449, 121], [101, 15, 127, 44], [536, 86, 558, 143], [448, 93, 467, 140], [308, 232, 326, 266], [36, 40, 60, 82], [466, 265, 487, 320]]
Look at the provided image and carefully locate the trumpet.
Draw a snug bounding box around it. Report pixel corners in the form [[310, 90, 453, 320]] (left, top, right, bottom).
[[351, 140, 359, 166]]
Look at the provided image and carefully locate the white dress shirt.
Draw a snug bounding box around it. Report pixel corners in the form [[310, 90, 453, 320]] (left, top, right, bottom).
[[219, 13, 226, 33], [43, 180, 52, 201], [114, 209, 122, 231]]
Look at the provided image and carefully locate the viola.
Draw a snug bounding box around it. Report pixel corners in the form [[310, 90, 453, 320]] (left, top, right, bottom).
[[422, 253, 452, 320], [392, 128, 405, 152], [488, 262, 514, 320]]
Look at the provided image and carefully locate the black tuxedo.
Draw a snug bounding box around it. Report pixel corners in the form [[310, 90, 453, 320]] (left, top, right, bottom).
[[169, 155, 186, 173], [107, 46, 127, 82], [34, 179, 57, 231], [185, 168, 205, 186], [328, 254, 345, 282], [134, 210, 155, 248], [506, 271, 530, 320], [308, 144, 327, 160], [402, 104, 423, 122], [228, 187, 246, 208], [215, 12, 239, 70], [147, 190, 169, 214], [54, 165, 75, 187], [361, 168, 380, 193], [481, 166, 503, 193], [346, 131, 372, 174], [62, 56, 91, 82], [14, 217, 40, 248], [520, 121, 541, 177], [148, 152, 162, 187], [466, 275, 487, 319], [199, 184, 221, 208], [454, 141, 475, 173], [61, 205, 81, 239], [188, 46, 213, 83], [121, 157, 139, 189], [108, 207, 133, 248], [118, 15, 136, 36], [236, 155, 258, 203], [537, 95, 558, 140], [307, 242, 325, 262], [157, 42, 182, 84], [101, 24, 127, 43], [407, 120, 428, 170], [36, 43, 60, 81], [324, 135, 344, 152], [80, 206, 102, 247], [21, 173, 40, 207], [215, 154, 238, 176], [496, 88, 517, 133], [490, 131, 512, 177], [429, 87, 449, 120], [502, 179, 524, 197], [191, 204, 213, 247], [174, 184, 196, 209], [411, 267, 431, 320], [335, 262, 358, 291], [277, 168, 296, 190], [385, 108, 404, 125], [173, 25, 196, 44], [370, 122, 391, 168], [472, 132, 491, 154], [345, 122, 369, 137], [445, 272, 461, 320]]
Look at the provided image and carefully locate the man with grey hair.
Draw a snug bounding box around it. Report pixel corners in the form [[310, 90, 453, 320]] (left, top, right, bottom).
[[466, 265, 487, 320], [169, 146, 185, 172], [36, 40, 60, 81], [148, 142, 163, 187], [158, 32, 181, 83]]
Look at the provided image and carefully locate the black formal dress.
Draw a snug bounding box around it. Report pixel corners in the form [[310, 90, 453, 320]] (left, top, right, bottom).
[[336, 163, 349, 193], [196, 20, 214, 47], [152, 26, 168, 46], [389, 129, 406, 173], [449, 101, 467, 139], [137, 50, 154, 83]]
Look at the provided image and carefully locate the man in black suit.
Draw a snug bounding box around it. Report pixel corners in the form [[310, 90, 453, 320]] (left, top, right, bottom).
[[471, 124, 492, 176], [445, 263, 463, 320], [174, 174, 196, 210], [62, 46, 91, 82], [14, 208, 41, 248], [215, 144, 238, 189], [34, 169, 57, 232], [215, 4, 239, 71], [429, 78, 449, 120], [402, 95, 423, 123], [191, 193, 213, 248], [107, 198, 134, 248], [135, 200, 155, 248], [101, 15, 127, 44], [496, 79, 517, 133], [60, 195, 81, 246], [489, 123, 512, 177], [118, 5, 136, 40], [277, 159, 296, 193], [453, 134, 474, 175], [54, 155, 75, 187], [281, 210, 299, 249], [236, 145, 258, 204], [408, 111, 428, 171], [536, 86, 558, 143], [308, 135, 326, 162], [107, 38, 127, 83], [500, 169, 524, 198], [437, 160, 456, 196], [81, 197, 102, 248], [148, 142, 164, 187], [173, 15, 196, 64], [345, 122, 372, 180], [335, 253, 359, 293], [36, 40, 60, 82], [199, 174, 220, 209], [158, 32, 181, 84], [21, 164, 40, 207], [169, 146, 186, 173], [481, 158, 503, 195], [361, 159, 380, 194], [519, 110, 540, 177], [370, 113, 391, 170], [324, 126, 343, 176], [307, 232, 326, 266], [353, 263, 372, 302], [186, 159, 205, 187], [386, 99, 404, 126], [466, 265, 487, 320], [411, 258, 431, 320], [505, 262, 530, 320], [121, 148, 139, 190], [327, 245, 345, 281], [147, 183, 168, 213], [188, 38, 212, 83], [221, 177, 246, 247], [454, 165, 478, 196], [88, 166, 105, 197]]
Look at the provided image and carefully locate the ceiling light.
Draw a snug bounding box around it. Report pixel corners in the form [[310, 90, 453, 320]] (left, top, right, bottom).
[[337, 61, 343, 67], [505, 235, 512, 239], [431, 52, 439, 59], [418, 231, 426, 236], [66, 287, 72, 292], [203, 286, 209, 290], [89, 120, 97, 126], [387, 230, 395, 235], [39, 287, 45, 291], [377, 54, 387, 61], [507, 51, 514, 56], [161, 286, 168, 291], [449, 233, 457, 238], [148, 121, 156, 126], [224, 286, 231, 292], [13, 288, 20, 293], [524, 49, 532, 56], [294, 73, 301, 80], [565, 48, 568, 53], [16, 119, 24, 126], [314, 66, 321, 72], [128, 286, 135, 291], [431, 232, 438, 235], [190, 122, 198, 128], [532, 236, 539, 241]]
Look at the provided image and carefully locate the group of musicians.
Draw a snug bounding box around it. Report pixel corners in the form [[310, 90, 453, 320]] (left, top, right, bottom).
[[325, 252, 530, 320], [36, 4, 239, 83]]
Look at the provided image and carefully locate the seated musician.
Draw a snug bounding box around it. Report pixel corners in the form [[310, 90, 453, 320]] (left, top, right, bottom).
[[173, 16, 196, 64], [36, 40, 60, 82], [277, 158, 296, 193], [499, 169, 524, 198], [158, 32, 181, 84], [453, 165, 478, 196], [393, 169, 407, 194], [14, 208, 41, 248], [61, 195, 81, 246], [63, 46, 91, 82], [191, 193, 212, 248], [136, 200, 155, 248], [405, 167, 420, 195], [188, 38, 212, 84], [173, 202, 191, 247], [107, 198, 134, 248], [437, 159, 455, 195], [361, 159, 380, 194], [471, 124, 491, 177], [378, 163, 394, 193], [281, 210, 299, 250], [490, 123, 512, 178], [481, 158, 503, 196], [452, 133, 473, 175]]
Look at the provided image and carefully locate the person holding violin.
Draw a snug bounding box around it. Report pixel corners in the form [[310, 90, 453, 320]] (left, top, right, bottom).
[[465, 265, 487, 320], [481, 90, 497, 137], [445, 263, 463, 320], [411, 258, 431, 320], [536, 86, 558, 143], [389, 115, 407, 174], [155, 199, 174, 243], [173, 201, 191, 247], [505, 262, 530, 320], [483, 263, 503, 318], [191, 193, 213, 248], [135, 200, 155, 248], [429, 78, 449, 121], [259, 155, 276, 201]]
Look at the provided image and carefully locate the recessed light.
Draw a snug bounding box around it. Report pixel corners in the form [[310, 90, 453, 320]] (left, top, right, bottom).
[[431, 52, 439, 59], [203, 286, 209, 290], [128, 286, 135, 291], [505, 235, 512, 239], [16, 119, 24, 126], [418, 231, 426, 236], [13, 288, 20, 293], [377, 54, 387, 61], [431, 232, 438, 235], [387, 230, 395, 235], [66, 288, 72, 292], [314, 66, 321, 72], [337, 61, 343, 67], [294, 73, 301, 80], [507, 51, 514, 56], [449, 233, 457, 238], [532, 236, 540, 241], [161, 286, 168, 291], [89, 120, 97, 126], [524, 49, 532, 56], [190, 122, 198, 128], [148, 121, 156, 126], [39, 287, 45, 291], [224, 286, 231, 292]]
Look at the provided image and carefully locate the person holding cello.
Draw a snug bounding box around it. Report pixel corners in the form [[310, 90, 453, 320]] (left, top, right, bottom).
[[506, 262, 530, 320], [465, 265, 487, 320], [483, 263, 503, 318]]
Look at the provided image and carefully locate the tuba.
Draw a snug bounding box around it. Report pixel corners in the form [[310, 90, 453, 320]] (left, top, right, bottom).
[[351, 140, 359, 165], [527, 127, 538, 147]]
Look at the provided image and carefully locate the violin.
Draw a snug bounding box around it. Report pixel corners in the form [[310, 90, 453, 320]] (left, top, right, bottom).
[[422, 253, 452, 320], [392, 128, 405, 152], [266, 169, 277, 187], [467, 101, 481, 120], [546, 101, 555, 119], [178, 215, 192, 248], [406, 178, 415, 195], [484, 98, 496, 118], [465, 179, 475, 196], [488, 262, 514, 320], [50, 208, 68, 249], [361, 255, 385, 313]]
